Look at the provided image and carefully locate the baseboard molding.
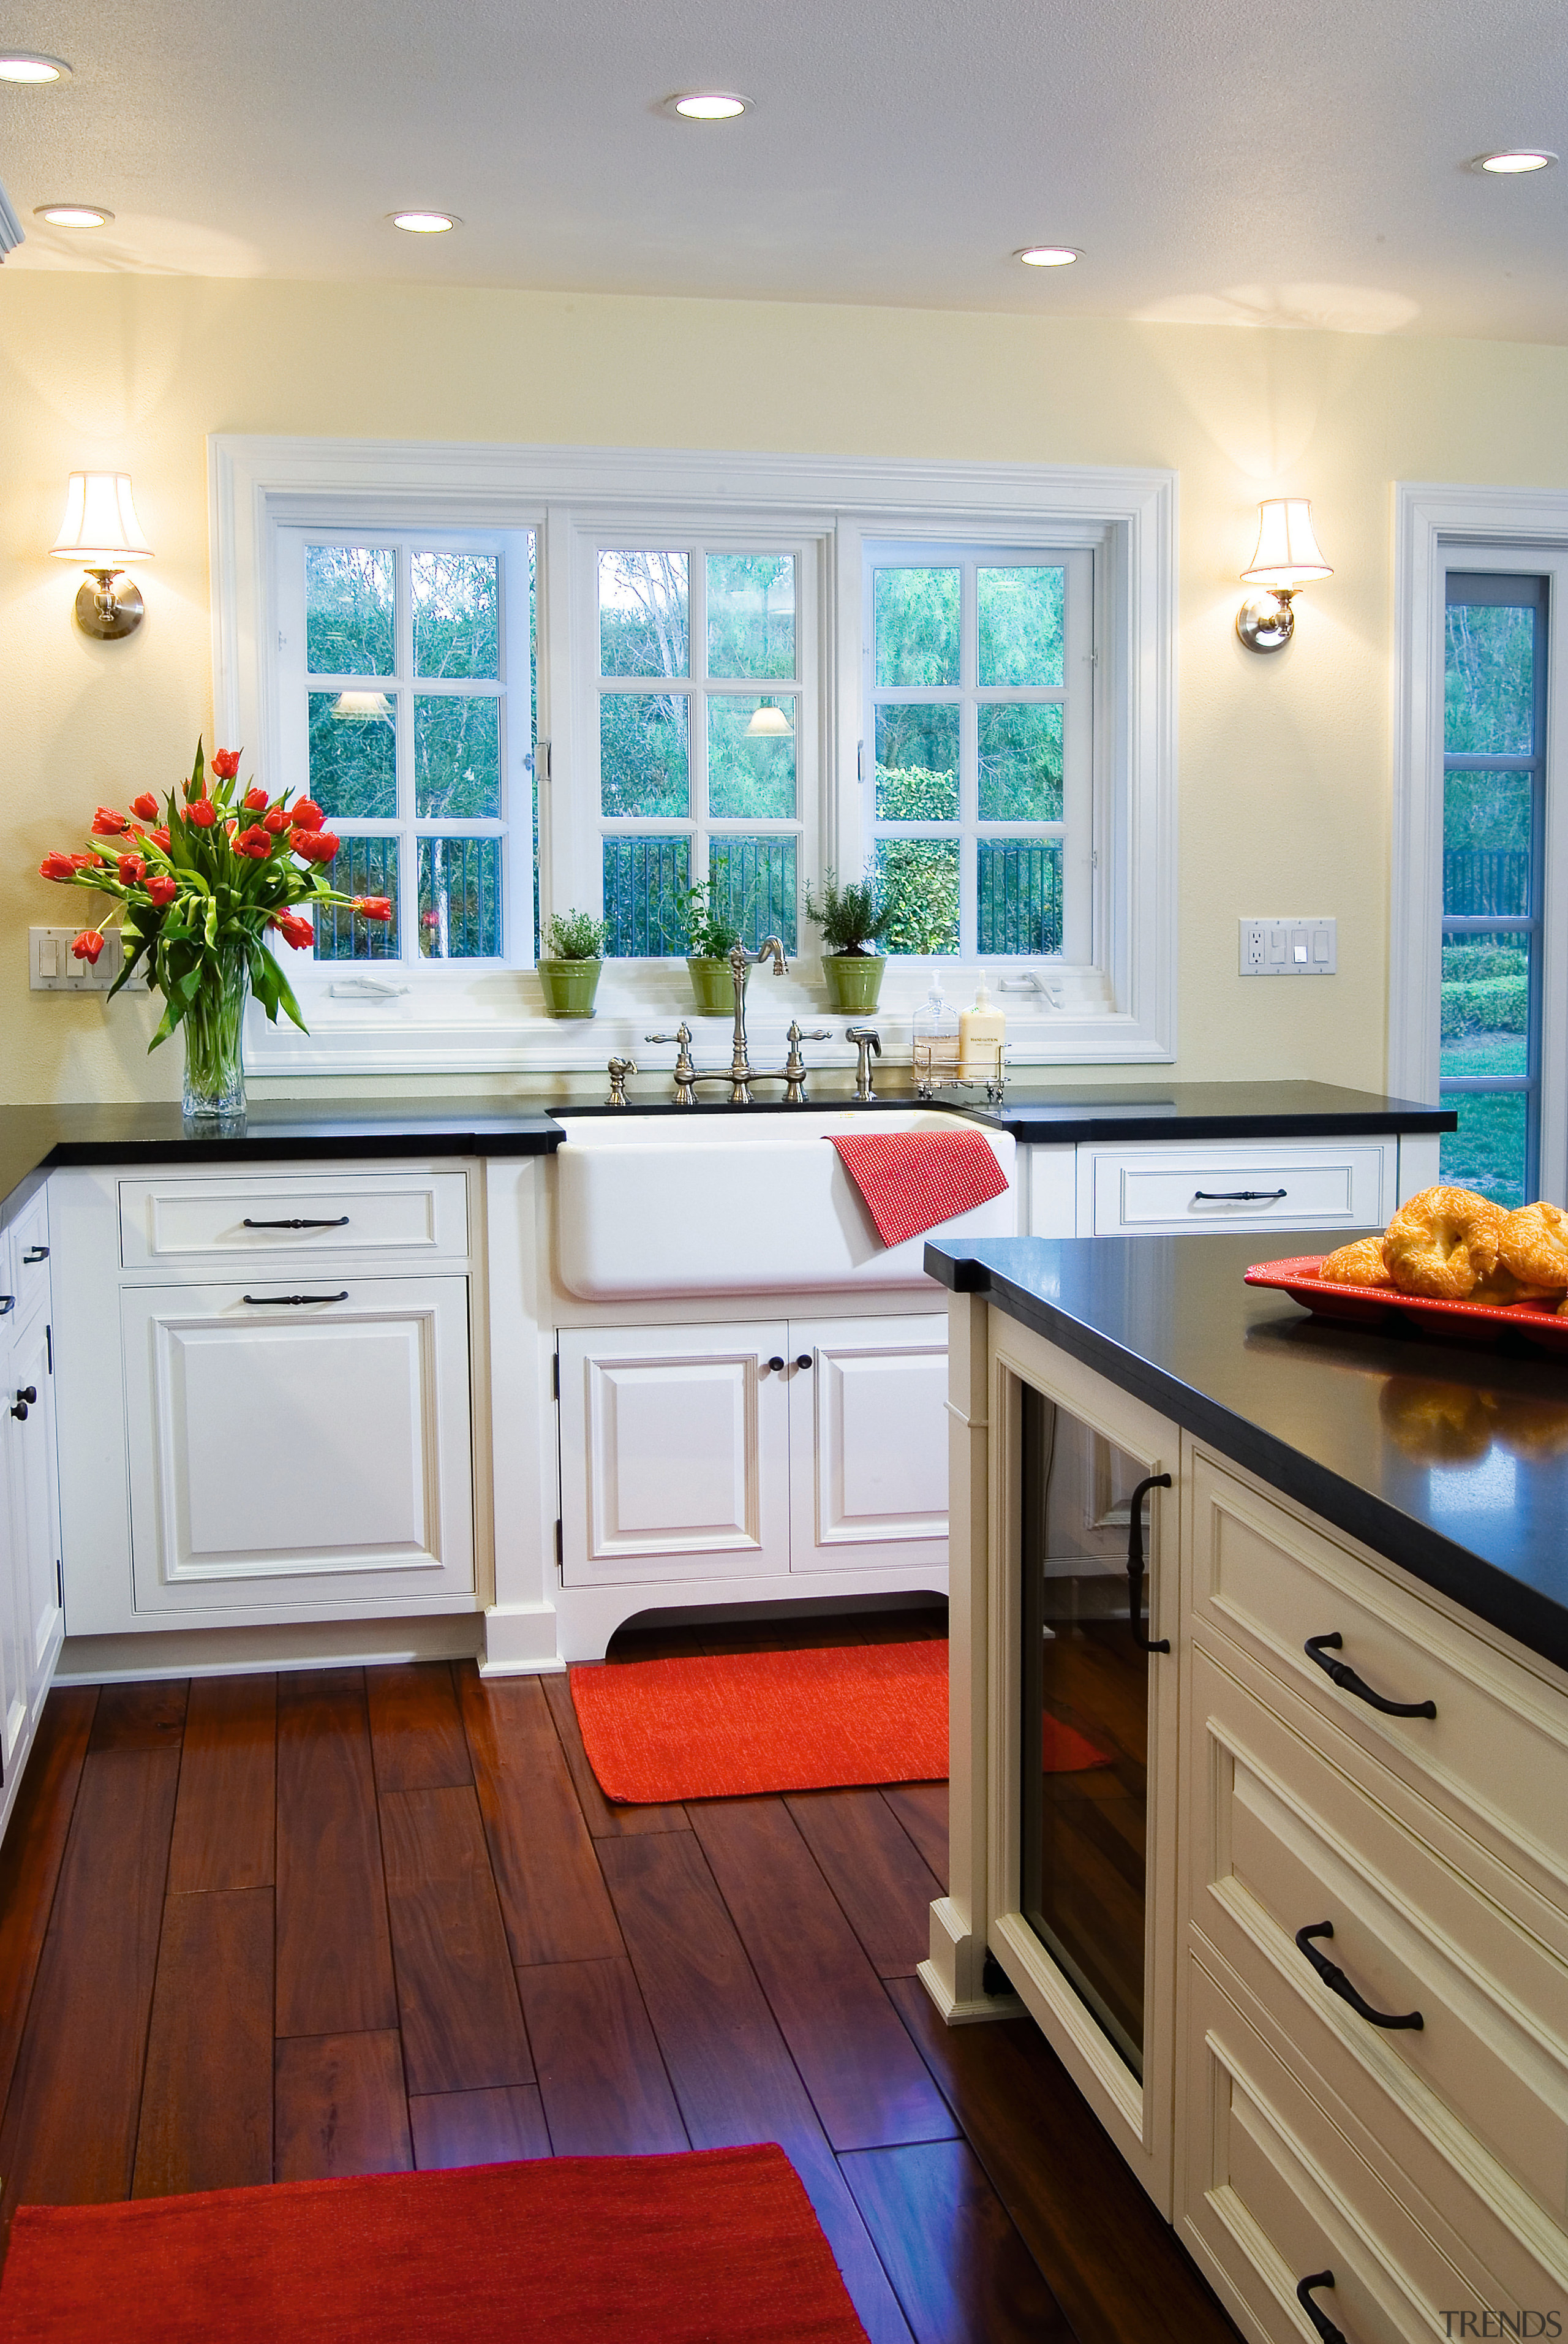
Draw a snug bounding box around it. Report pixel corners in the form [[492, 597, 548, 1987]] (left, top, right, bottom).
[[916, 1956, 1024, 2025], [56, 1612, 484, 1685]]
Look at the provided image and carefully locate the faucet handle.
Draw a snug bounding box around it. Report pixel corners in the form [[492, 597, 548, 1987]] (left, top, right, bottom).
[[606, 1054, 637, 1107]]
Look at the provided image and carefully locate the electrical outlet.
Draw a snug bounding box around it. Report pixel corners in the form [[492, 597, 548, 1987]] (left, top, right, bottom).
[[1238, 917, 1336, 976], [29, 926, 147, 992]]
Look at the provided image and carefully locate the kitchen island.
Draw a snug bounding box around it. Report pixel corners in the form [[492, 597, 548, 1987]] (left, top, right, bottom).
[[922, 1229, 1568, 2344]]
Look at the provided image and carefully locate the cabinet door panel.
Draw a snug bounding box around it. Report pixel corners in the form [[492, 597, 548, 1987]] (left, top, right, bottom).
[[558, 1323, 788, 1586], [788, 1315, 949, 1572], [8, 1310, 62, 1706], [123, 1280, 474, 1614], [0, 1407, 26, 1777]]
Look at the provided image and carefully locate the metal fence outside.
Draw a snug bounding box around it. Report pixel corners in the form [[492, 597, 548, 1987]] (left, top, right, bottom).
[[1443, 849, 1530, 920], [978, 839, 1063, 955]]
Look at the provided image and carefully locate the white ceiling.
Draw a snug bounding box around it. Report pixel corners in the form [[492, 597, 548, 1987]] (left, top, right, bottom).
[[1, 0, 1566, 341]]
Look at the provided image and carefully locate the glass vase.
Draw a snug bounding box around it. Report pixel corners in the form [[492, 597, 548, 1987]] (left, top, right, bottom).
[[181, 943, 250, 1122]]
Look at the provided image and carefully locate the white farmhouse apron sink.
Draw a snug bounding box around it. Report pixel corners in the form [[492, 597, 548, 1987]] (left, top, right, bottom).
[[554, 1108, 1016, 1299]]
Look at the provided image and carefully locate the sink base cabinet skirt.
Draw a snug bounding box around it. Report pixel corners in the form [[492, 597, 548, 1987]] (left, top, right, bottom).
[[120, 1277, 476, 1619]]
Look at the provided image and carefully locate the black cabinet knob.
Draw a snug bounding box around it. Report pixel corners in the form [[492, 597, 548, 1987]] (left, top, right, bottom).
[[15, 1388, 36, 1406], [795, 1354, 813, 1370], [766, 1356, 786, 1372]]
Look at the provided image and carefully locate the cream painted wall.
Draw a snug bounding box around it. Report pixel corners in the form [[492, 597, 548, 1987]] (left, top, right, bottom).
[[2, 273, 1567, 1105]]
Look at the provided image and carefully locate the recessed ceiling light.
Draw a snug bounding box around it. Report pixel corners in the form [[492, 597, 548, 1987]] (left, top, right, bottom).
[[1474, 149, 1557, 174], [669, 91, 750, 120], [35, 203, 111, 229], [1016, 246, 1080, 268], [0, 50, 70, 82], [391, 210, 459, 233]]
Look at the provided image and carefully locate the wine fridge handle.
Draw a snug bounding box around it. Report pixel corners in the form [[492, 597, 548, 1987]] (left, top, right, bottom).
[[1126, 1472, 1172, 1655]]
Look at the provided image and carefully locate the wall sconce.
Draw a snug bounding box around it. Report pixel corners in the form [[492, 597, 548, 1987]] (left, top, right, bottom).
[[1236, 498, 1332, 654], [50, 472, 154, 640], [745, 698, 793, 737]]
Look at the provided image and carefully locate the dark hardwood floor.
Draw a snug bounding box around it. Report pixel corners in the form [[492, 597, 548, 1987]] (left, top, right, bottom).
[[0, 1609, 1240, 2344]]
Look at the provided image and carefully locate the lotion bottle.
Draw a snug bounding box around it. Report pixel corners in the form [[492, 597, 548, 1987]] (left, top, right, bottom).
[[959, 978, 1006, 1081]]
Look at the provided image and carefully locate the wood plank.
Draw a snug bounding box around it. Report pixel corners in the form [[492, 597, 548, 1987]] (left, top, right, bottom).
[[460, 1669, 622, 1965], [167, 1675, 276, 1893], [690, 1799, 955, 2153], [0, 1746, 179, 2220], [132, 1888, 273, 2197], [888, 1977, 1241, 2344], [273, 2031, 412, 2181], [600, 1830, 915, 2344], [87, 1679, 188, 1753], [366, 1661, 471, 1791], [541, 1671, 687, 1839], [379, 1785, 533, 2094], [275, 1669, 398, 2038], [842, 2139, 1074, 2344], [882, 1783, 949, 1890], [408, 2085, 551, 2171], [0, 1688, 96, 2119], [516, 1956, 688, 2157], [786, 1787, 944, 1979]]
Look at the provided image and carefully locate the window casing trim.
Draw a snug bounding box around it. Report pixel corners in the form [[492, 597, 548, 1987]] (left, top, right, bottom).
[[210, 437, 1177, 1076]]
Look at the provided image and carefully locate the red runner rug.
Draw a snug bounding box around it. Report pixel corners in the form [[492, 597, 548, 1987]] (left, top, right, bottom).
[[569, 1639, 1113, 1802], [0, 2144, 870, 2344]]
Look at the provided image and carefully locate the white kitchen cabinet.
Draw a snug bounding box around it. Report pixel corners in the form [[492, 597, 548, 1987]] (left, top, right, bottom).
[[7, 1305, 63, 1712], [1076, 1140, 1396, 1238], [121, 1276, 475, 1616], [788, 1313, 949, 1572], [558, 1314, 949, 1594]]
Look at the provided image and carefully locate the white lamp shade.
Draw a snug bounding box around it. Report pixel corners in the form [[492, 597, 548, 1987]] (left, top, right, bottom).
[[330, 689, 393, 720], [50, 472, 154, 564], [744, 702, 793, 738], [1240, 498, 1331, 590]]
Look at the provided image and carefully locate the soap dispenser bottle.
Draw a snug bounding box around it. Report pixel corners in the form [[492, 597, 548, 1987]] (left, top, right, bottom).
[[912, 984, 960, 1094], [959, 978, 1006, 1083]]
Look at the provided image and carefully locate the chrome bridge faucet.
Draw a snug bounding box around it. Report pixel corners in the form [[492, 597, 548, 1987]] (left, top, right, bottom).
[[644, 939, 827, 1105]]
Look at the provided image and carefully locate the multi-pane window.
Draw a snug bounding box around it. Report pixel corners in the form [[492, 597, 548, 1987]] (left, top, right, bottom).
[[1439, 573, 1545, 1208], [864, 546, 1093, 958], [277, 528, 535, 966], [595, 548, 806, 955]]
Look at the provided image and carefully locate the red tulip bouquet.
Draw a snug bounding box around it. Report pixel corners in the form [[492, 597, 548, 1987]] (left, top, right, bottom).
[[39, 741, 390, 1117]]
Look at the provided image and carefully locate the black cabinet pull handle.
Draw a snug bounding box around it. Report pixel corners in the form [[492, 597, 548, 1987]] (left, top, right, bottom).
[[1127, 1472, 1172, 1653], [241, 1291, 350, 1307], [21, 1244, 49, 1264], [0, 1296, 13, 1317], [9, 1393, 31, 1421], [766, 1356, 786, 1372], [1305, 1633, 1436, 1719], [1193, 1188, 1287, 1202], [1295, 1922, 1422, 2029], [15, 1388, 36, 1407], [795, 1353, 813, 1370], [242, 1215, 350, 1231], [1296, 2273, 1345, 2343]]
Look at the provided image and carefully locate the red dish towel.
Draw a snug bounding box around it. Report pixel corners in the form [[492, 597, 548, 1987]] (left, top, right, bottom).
[[829, 1127, 1008, 1248]]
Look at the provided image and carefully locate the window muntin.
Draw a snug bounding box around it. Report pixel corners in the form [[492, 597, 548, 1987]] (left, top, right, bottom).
[[595, 547, 805, 956], [864, 545, 1091, 960], [1439, 573, 1545, 1208], [279, 527, 534, 968]]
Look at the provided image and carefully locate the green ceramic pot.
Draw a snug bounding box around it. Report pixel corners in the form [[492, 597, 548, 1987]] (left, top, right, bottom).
[[538, 958, 603, 1018], [687, 956, 746, 1015], [823, 953, 886, 1012]]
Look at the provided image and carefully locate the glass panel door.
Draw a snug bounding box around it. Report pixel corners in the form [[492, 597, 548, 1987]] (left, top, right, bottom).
[[1019, 1384, 1153, 2080]]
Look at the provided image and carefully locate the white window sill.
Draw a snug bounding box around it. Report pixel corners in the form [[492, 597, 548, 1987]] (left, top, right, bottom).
[[243, 957, 1172, 1078]]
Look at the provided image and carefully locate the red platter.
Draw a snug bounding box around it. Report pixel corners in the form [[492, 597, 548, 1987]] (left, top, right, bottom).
[[1245, 1255, 1568, 1355]]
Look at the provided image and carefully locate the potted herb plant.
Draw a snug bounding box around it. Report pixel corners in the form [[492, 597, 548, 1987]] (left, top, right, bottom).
[[682, 880, 745, 1015], [538, 909, 608, 1017], [804, 869, 892, 1011]]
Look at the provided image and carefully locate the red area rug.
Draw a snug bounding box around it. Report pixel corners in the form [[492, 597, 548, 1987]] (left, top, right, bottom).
[[569, 1639, 1113, 1802], [0, 2144, 870, 2344]]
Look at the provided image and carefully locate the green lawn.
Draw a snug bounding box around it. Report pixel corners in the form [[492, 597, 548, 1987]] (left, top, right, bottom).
[[1440, 1089, 1528, 1208]]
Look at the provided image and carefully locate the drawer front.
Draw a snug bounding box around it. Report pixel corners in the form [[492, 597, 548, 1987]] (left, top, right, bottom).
[[1191, 1448, 1568, 1897], [119, 1171, 469, 1269], [1085, 1142, 1390, 1236], [6, 1189, 51, 1324], [1189, 1644, 1568, 2237], [1182, 1956, 1548, 2343]]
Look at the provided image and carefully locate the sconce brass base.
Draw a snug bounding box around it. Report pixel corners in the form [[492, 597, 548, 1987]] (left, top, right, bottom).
[[75, 569, 144, 641], [1236, 588, 1296, 654]]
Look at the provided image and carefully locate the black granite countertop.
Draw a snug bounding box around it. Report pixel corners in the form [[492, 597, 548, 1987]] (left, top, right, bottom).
[[924, 1230, 1568, 1676], [0, 1081, 1453, 1233]]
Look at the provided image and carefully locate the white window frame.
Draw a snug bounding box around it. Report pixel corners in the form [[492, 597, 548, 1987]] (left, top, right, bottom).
[[1391, 484, 1568, 1203], [211, 439, 1177, 1078]]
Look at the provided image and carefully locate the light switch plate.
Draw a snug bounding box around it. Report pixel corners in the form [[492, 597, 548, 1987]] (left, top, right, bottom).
[[29, 926, 147, 992], [1238, 917, 1336, 976]]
